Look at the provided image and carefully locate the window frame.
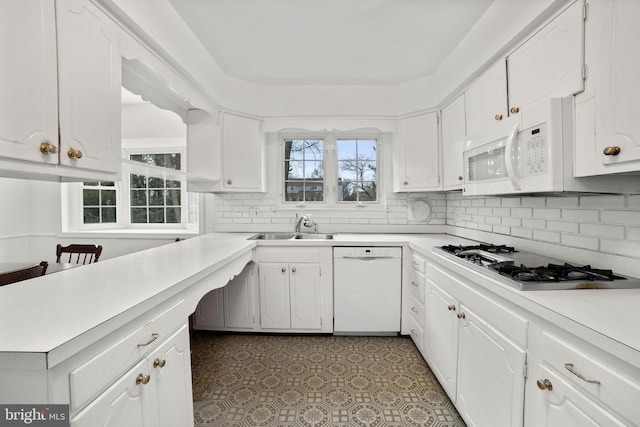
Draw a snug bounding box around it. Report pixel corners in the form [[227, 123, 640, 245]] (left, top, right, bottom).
[[62, 139, 199, 234], [280, 132, 381, 208]]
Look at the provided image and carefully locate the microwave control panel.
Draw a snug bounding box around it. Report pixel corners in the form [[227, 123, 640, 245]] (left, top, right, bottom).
[[522, 123, 548, 176]]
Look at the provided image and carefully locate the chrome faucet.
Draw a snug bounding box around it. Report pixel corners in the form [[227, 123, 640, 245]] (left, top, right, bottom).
[[295, 214, 318, 233]]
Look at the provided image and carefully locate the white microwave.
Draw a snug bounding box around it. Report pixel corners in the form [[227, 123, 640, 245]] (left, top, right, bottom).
[[462, 97, 639, 196]]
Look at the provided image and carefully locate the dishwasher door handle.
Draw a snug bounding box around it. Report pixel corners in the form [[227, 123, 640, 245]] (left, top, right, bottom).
[[340, 256, 396, 260]]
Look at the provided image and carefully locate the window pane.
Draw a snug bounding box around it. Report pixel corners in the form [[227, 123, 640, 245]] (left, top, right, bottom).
[[166, 207, 180, 223], [83, 189, 99, 205], [83, 208, 100, 223], [286, 161, 304, 180], [285, 140, 304, 160], [149, 208, 165, 223], [101, 181, 115, 187], [131, 189, 147, 206], [130, 174, 146, 188], [358, 140, 377, 161], [148, 177, 164, 188], [84, 182, 99, 187], [166, 179, 181, 189], [337, 162, 358, 181], [149, 189, 164, 206], [285, 180, 304, 201], [359, 182, 377, 201], [304, 161, 324, 179], [305, 183, 324, 201], [361, 161, 377, 181], [131, 208, 148, 223], [101, 207, 117, 223], [100, 189, 116, 205], [337, 140, 357, 160], [166, 189, 181, 205]]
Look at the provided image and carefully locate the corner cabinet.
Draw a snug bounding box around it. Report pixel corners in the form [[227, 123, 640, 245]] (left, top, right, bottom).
[[256, 247, 333, 333], [0, 0, 121, 182], [193, 262, 258, 331], [422, 258, 529, 427], [575, 0, 640, 176], [393, 112, 440, 192]]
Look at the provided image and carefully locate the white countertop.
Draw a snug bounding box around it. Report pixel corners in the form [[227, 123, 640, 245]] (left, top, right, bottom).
[[1, 232, 638, 369]]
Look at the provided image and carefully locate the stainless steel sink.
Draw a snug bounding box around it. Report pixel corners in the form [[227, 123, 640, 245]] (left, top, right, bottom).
[[249, 233, 296, 240], [248, 233, 334, 240], [293, 233, 334, 240]]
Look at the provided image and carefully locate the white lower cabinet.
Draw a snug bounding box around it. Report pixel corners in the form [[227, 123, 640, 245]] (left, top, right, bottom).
[[193, 263, 257, 330], [259, 262, 322, 330], [421, 258, 528, 427], [526, 325, 640, 427], [71, 324, 193, 427], [455, 305, 526, 427]]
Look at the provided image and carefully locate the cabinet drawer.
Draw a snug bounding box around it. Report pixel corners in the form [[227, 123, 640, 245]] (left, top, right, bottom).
[[409, 270, 425, 303], [69, 299, 185, 412], [407, 294, 424, 329], [411, 252, 426, 274], [541, 332, 640, 422], [408, 316, 424, 351]]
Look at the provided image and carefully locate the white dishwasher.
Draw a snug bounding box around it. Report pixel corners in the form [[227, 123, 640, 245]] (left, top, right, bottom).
[[333, 247, 402, 335]]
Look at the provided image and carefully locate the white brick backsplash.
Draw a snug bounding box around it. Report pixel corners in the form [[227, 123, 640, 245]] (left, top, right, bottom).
[[492, 207, 511, 217], [502, 217, 522, 227], [600, 239, 640, 256], [532, 208, 561, 219], [580, 223, 625, 239], [629, 227, 640, 241], [492, 225, 511, 235], [533, 229, 560, 243], [511, 208, 533, 218], [546, 196, 579, 207], [521, 197, 547, 207], [547, 220, 579, 234], [562, 209, 599, 222], [486, 216, 501, 225], [522, 218, 546, 229], [501, 198, 521, 207], [580, 194, 626, 209], [628, 195, 640, 208], [601, 210, 640, 226], [561, 234, 599, 251], [511, 228, 533, 239]]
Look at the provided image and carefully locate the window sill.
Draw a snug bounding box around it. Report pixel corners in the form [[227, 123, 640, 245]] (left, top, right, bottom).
[[59, 229, 200, 240]]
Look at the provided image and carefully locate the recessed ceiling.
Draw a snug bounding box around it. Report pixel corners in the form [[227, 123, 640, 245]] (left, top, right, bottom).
[[168, 0, 494, 85]]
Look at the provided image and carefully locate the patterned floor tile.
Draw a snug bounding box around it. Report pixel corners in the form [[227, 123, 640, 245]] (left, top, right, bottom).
[[191, 332, 466, 426]]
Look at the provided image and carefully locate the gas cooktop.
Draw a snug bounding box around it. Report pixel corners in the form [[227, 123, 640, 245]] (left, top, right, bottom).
[[435, 244, 640, 291]]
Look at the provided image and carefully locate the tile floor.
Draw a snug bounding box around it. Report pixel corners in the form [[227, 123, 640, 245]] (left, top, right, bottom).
[[191, 332, 466, 426]]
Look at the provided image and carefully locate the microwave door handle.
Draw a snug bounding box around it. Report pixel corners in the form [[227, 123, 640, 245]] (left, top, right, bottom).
[[504, 122, 522, 191]]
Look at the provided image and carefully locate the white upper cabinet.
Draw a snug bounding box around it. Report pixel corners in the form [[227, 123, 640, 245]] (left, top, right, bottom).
[[0, 0, 121, 181], [441, 94, 467, 190], [0, 0, 59, 167], [465, 60, 508, 138], [220, 113, 265, 192], [507, 0, 585, 128], [574, 0, 640, 176], [394, 111, 440, 192], [56, 0, 122, 176]]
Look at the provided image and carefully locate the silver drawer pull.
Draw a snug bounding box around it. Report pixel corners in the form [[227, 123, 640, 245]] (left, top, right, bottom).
[[411, 281, 419, 287], [564, 363, 601, 384], [411, 307, 419, 313], [137, 333, 159, 347]]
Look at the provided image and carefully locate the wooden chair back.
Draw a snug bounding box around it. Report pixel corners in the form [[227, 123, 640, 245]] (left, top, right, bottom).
[[0, 261, 48, 286], [56, 244, 103, 264]]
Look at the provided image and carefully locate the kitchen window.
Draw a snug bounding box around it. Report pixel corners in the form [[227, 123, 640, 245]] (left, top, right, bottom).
[[63, 142, 199, 233], [282, 135, 378, 206]]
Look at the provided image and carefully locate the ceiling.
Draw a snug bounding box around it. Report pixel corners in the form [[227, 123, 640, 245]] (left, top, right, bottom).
[[168, 0, 494, 86]]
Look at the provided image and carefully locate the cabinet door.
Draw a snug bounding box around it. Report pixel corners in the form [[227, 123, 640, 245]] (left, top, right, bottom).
[[507, 0, 584, 128], [465, 60, 508, 138], [70, 359, 156, 427], [289, 263, 322, 329], [423, 280, 459, 400], [221, 113, 264, 191], [456, 305, 526, 427], [441, 94, 467, 190], [193, 287, 225, 329], [258, 263, 290, 329], [224, 263, 256, 328], [575, 0, 640, 175], [395, 112, 440, 191], [150, 326, 194, 427], [56, 0, 121, 176], [0, 0, 59, 165], [528, 365, 629, 427]]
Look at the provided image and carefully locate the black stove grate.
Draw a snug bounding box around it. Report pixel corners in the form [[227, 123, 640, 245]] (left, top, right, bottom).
[[440, 244, 515, 255], [495, 263, 626, 283]]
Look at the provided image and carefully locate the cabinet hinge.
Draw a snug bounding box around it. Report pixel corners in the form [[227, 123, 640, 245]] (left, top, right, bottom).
[[583, 2, 589, 21], [582, 64, 588, 80], [523, 357, 528, 379]]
